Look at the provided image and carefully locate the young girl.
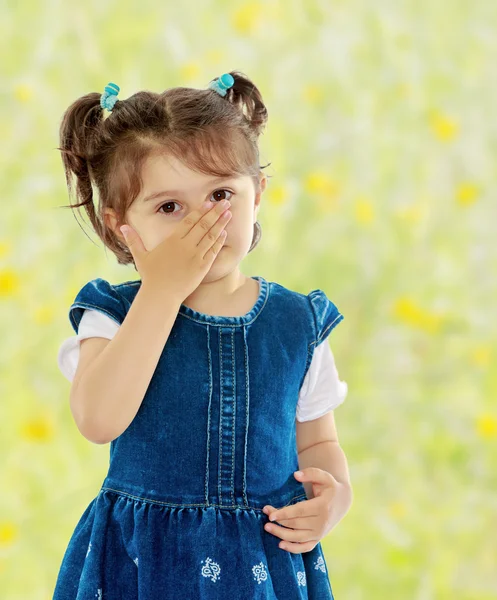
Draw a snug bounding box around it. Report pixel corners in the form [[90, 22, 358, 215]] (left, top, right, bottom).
[[53, 71, 351, 599]]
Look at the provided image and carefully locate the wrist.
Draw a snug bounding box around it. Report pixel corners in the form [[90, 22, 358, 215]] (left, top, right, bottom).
[[139, 281, 184, 309]]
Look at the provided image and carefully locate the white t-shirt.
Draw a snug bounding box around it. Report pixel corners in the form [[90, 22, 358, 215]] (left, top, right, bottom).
[[58, 309, 348, 422]]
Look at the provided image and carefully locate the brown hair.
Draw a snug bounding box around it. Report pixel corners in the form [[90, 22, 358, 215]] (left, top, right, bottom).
[[56, 70, 272, 269]]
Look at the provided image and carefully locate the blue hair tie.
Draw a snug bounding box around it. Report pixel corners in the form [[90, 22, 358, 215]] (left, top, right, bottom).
[[100, 82, 120, 112], [208, 73, 234, 97]]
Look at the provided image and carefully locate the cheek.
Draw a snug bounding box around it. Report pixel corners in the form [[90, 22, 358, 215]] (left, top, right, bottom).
[[229, 205, 248, 226], [223, 214, 253, 247]]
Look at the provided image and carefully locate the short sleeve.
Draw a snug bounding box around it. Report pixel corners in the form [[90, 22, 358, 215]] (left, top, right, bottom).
[[296, 344, 348, 422], [68, 278, 126, 333], [307, 289, 344, 347], [57, 309, 120, 382], [296, 341, 348, 422]]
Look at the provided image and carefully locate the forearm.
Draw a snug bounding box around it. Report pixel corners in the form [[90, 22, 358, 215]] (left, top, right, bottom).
[[76, 284, 182, 443], [297, 440, 352, 499]]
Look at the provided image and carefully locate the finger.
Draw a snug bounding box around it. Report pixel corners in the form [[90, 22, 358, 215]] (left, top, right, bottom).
[[120, 225, 147, 259], [264, 503, 293, 522], [182, 199, 231, 244], [264, 521, 316, 543], [267, 498, 321, 522], [268, 514, 320, 530], [295, 467, 336, 488], [278, 540, 318, 554], [199, 201, 231, 243], [198, 208, 231, 256], [202, 228, 227, 261], [176, 199, 220, 237], [262, 505, 277, 516]]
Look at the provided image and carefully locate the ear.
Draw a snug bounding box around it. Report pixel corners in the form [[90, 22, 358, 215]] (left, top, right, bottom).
[[254, 173, 267, 221], [103, 208, 125, 242]]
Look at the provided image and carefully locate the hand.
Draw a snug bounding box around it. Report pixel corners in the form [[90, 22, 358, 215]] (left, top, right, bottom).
[[262, 468, 353, 554], [119, 199, 232, 301]]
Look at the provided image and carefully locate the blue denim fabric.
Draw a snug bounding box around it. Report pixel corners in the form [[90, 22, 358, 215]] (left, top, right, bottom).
[[53, 275, 344, 599]]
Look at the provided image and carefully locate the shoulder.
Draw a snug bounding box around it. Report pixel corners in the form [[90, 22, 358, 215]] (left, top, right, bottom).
[[267, 280, 312, 311], [68, 277, 141, 333], [268, 281, 344, 346], [306, 288, 344, 347]]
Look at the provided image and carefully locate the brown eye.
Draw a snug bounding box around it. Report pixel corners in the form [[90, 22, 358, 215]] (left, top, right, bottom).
[[158, 201, 180, 215], [211, 189, 234, 203]]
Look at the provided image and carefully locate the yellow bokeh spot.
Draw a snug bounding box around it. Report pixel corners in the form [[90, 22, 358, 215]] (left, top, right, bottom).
[[303, 172, 342, 214], [0, 522, 18, 546], [429, 110, 459, 141], [231, 3, 263, 35], [20, 416, 55, 442], [393, 297, 419, 321], [389, 501, 407, 519], [469, 345, 492, 368], [302, 85, 325, 106], [180, 63, 201, 82], [0, 240, 11, 258], [267, 184, 287, 206], [476, 414, 497, 438], [304, 172, 341, 196], [0, 269, 20, 296], [392, 297, 443, 333], [456, 182, 480, 206], [14, 84, 33, 103], [386, 547, 412, 568], [354, 196, 375, 224]]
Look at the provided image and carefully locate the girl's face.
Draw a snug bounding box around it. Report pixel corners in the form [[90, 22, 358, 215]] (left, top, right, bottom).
[[105, 154, 265, 269]]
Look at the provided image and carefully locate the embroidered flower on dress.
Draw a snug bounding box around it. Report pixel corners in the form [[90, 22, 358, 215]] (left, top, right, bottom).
[[297, 571, 307, 586], [86, 541, 92, 558], [133, 557, 139, 567], [314, 555, 326, 572], [252, 561, 268, 584], [201, 557, 221, 582]]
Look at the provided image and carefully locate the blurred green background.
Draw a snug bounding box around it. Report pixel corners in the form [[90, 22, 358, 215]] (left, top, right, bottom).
[[1, 0, 496, 598]]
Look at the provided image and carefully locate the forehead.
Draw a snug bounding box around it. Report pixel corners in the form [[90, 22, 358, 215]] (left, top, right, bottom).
[[139, 154, 251, 199], [143, 154, 228, 185]]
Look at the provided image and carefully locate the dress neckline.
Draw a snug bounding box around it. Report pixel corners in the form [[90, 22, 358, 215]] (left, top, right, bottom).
[[178, 276, 269, 325]]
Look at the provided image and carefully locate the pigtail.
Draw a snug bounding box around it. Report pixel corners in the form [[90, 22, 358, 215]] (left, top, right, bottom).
[[222, 71, 268, 137], [55, 93, 107, 243]]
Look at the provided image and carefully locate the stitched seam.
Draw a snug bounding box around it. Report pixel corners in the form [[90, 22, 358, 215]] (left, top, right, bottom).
[[204, 324, 212, 505], [218, 328, 223, 503], [310, 313, 344, 347], [110, 282, 128, 318], [70, 302, 123, 331], [231, 327, 236, 506], [99, 486, 307, 510], [115, 280, 270, 326], [300, 292, 318, 393], [242, 324, 249, 506], [113, 280, 140, 289]]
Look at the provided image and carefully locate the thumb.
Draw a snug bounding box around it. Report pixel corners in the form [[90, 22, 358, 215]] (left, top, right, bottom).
[[120, 225, 147, 258]]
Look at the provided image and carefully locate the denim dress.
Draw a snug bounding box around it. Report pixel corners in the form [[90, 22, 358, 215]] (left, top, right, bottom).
[[53, 275, 344, 600]]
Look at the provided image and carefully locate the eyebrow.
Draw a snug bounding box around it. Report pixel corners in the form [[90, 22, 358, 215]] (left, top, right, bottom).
[[142, 176, 237, 203]]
